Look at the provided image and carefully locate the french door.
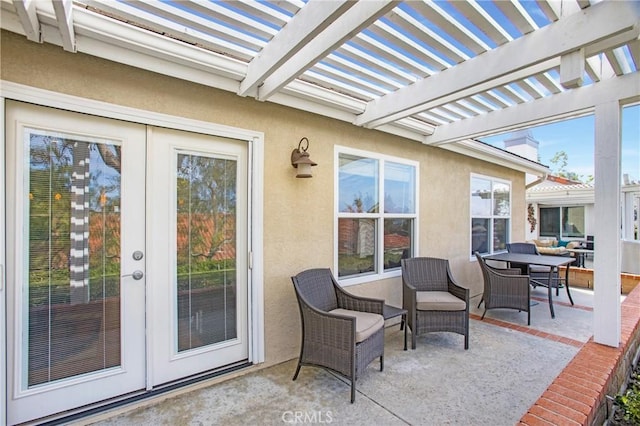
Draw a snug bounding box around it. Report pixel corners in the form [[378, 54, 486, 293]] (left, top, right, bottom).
[[5, 102, 249, 424], [147, 127, 248, 385]]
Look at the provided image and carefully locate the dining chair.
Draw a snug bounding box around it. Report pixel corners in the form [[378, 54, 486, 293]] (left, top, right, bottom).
[[475, 252, 531, 325], [506, 242, 562, 295]]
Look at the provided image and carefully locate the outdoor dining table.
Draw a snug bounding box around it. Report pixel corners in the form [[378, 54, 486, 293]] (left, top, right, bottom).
[[483, 252, 576, 319], [567, 248, 594, 268]]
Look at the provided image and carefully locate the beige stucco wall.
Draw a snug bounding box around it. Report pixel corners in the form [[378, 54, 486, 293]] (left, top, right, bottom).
[[1, 30, 526, 369]]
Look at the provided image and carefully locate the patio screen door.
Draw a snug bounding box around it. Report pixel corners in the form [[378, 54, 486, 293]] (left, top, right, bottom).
[[5, 101, 147, 425], [147, 127, 248, 385]]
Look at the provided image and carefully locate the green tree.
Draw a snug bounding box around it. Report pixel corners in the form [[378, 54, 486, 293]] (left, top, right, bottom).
[[550, 151, 568, 175], [549, 150, 590, 183]]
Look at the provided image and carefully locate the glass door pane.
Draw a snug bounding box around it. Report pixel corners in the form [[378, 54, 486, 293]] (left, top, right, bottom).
[[148, 127, 248, 386], [26, 130, 122, 385], [176, 153, 237, 352]]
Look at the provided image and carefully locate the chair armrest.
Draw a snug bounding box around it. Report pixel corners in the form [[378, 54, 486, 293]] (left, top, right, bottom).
[[486, 261, 523, 276], [298, 300, 356, 351], [335, 285, 384, 315], [491, 266, 523, 276], [447, 280, 469, 303], [402, 277, 417, 311]]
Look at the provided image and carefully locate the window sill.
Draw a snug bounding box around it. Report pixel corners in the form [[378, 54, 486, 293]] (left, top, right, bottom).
[[338, 269, 402, 287]]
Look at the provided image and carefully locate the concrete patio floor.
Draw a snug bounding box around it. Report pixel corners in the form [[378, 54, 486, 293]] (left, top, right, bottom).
[[80, 286, 604, 426]]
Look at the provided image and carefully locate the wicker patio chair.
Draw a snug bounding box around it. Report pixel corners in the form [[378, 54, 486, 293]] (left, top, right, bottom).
[[475, 252, 531, 325], [506, 242, 563, 295], [401, 257, 469, 350], [291, 268, 384, 403]]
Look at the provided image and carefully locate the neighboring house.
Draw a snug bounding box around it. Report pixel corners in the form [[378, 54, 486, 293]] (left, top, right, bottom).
[[0, 1, 637, 424], [526, 175, 594, 242], [500, 131, 640, 274], [526, 175, 640, 273]]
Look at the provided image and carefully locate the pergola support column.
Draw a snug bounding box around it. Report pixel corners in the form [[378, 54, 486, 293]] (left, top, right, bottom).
[[593, 100, 622, 347]]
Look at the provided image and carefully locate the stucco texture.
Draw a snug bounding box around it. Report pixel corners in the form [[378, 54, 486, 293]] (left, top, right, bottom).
[[1, 31, 526, 369]]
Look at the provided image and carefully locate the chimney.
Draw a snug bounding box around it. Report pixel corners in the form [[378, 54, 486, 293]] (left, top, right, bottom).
[[503, 130, 539, 162]]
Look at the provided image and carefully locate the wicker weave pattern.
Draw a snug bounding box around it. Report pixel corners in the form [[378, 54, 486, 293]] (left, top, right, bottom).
[[475, 252, 531, 325], [291, 268, 384, 403], [401, 257, 470, 350]]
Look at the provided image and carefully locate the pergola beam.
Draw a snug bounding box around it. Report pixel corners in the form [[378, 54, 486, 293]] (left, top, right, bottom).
[[359, 58, 559, 129], [52, 0, 75, 53], [354, 1, 640, 128], [238, 0, 355, 97], [13, 0, 41, 43], [423, 72, 640, 146], [257, 0, 399, 101]]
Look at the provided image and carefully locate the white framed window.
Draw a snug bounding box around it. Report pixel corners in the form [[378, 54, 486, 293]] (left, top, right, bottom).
[[470, 174, 511, 258], [335, 147, 418, 285]]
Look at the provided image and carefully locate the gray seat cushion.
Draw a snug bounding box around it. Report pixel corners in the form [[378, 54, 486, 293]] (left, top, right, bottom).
[[416, 291, 467, 311], [330, 309, 384, 343]]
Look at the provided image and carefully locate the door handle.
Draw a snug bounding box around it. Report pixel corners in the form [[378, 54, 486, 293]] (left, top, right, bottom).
[[122, 270, 144, 280]]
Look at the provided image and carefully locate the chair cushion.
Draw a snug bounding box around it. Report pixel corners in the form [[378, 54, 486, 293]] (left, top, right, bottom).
[[416, 291, 467, 311], [566, 241, 580, 249], [536, 246, 568, 255], [330, 309, 384, 343]]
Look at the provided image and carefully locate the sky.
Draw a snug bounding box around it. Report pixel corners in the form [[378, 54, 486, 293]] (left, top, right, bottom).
[[480, 104, 640, 183]]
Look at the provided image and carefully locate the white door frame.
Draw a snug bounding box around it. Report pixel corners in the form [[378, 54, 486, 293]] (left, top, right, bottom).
[[1, 91, 7, 426], [0, 81, 265, 419]]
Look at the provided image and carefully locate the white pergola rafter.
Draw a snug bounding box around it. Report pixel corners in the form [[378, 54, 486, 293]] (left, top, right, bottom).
[[494, 0, 538, 35], [238, 0, 355, 97], [449, 0, 513, 46], [13, 0, 40, 43], [52, 0, 75, 52], [257, 0, 400, 101], [354, 1, 640, 129], [84, 0, 258, 60], [412, 0, 490, 56]]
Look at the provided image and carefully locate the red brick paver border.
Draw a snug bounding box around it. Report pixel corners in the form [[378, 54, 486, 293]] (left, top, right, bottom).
[[518, 285, 640, 425]]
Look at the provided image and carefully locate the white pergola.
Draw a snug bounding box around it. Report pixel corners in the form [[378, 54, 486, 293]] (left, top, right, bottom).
[[2, 0, 639, 347]]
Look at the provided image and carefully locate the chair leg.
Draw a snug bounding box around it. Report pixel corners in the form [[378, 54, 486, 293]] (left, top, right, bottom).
[[464, 332, 469, 350], [351, 380, 356, 403], [292, 362, 302, 381], [481, 308, 487, 320], [527, 310, 530, 326], [477, 297, 484, 308], [380, 355, 384, 372]]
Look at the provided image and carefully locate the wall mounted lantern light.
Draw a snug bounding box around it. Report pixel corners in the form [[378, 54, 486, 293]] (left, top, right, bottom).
[[290, 137, 317, 178]]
